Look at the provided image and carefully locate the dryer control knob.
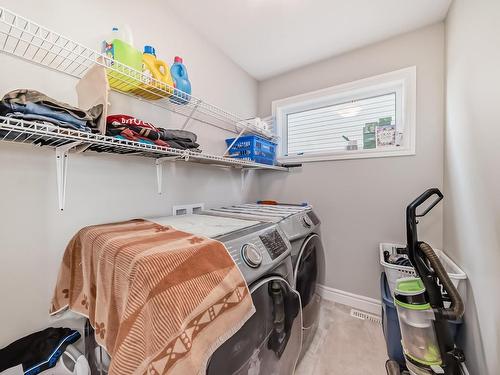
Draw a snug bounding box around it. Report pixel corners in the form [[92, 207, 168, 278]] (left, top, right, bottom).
[[302, 215, 313, 228], [241, 244, 262, 268]]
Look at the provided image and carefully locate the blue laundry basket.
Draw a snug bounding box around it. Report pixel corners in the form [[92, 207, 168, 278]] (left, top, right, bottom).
[[225, 135, 277, 165], [381, 272, 405, 366]]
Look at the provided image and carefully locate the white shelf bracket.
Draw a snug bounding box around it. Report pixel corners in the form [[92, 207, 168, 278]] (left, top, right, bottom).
[[156, 161, 163, 195], [55, 141, 83, 211], [155, 155, 186, 194], [241, 168, 249, 190]]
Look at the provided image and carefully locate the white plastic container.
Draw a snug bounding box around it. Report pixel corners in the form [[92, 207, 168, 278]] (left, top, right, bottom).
[[379, 243, 467, 306], [236, 117, 275, 140]]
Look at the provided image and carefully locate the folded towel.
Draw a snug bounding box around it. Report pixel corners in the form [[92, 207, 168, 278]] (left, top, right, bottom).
[[50, 219, 254, 375]]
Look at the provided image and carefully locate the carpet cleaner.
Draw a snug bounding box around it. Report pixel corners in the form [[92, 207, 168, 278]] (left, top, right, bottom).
[[386, 188, 467, 375]]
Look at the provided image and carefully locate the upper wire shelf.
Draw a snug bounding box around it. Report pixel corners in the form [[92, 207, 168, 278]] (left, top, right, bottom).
[[0, 7, 275, 139]]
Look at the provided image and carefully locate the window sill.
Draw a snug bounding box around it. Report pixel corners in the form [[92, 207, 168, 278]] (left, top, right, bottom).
[[278, 147, 416, 163]]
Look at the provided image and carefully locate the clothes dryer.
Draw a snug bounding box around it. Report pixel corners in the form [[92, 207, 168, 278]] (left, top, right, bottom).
[[204, 204, 325, 359]]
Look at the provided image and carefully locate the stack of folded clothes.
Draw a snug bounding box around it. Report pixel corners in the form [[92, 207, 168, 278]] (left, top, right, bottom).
[[0, 89, 102, 133], [106, 114, 200, 151]]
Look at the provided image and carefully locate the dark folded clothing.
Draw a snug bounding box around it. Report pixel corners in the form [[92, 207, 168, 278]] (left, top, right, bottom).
[[106, 114, 200, 150], [0, 327, 80, 374], [166, 138, 200, 150], [157, 129, 199, 149], [0, 89, 102, 131], [157, 128, 197, 143]]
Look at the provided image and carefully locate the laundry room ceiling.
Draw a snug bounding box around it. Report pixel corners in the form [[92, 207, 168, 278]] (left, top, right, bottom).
[[165, 0, 452, 80]]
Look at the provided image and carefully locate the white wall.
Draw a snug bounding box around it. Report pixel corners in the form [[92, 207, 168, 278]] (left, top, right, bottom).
[[0, 0, 258, 347], [444, 0, 500, 373], [251, 23, 445, 299]]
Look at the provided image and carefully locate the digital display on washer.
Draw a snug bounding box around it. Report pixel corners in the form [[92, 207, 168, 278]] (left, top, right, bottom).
[[259, 230, 288, 259]]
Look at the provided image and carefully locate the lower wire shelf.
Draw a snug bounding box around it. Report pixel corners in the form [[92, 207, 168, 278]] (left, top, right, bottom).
[[0, 116, 287, 170], [0, 117, 289, 210]]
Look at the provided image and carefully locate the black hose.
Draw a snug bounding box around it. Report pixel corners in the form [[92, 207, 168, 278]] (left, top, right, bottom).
[[419, 242, 464, 321]]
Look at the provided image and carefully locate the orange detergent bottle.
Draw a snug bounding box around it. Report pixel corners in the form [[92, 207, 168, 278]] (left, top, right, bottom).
[[132, 45, 174, 100]]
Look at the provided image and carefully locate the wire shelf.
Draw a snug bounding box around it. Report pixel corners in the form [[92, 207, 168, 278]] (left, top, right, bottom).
[[0, 7, 275, 139], [0, 116, 287, 170]]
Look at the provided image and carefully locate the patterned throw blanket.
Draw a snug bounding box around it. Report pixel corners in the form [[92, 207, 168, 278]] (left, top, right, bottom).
[[50, 219, 255, 374]]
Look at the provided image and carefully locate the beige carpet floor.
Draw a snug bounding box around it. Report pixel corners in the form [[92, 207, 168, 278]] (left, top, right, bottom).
[[296, 300, 388, 375]]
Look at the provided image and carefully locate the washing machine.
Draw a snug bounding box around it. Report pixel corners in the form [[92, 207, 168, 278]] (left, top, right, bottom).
[[85, 214, 303, 375], [204, 204, 325, 359], [148, 214, 304, 375]]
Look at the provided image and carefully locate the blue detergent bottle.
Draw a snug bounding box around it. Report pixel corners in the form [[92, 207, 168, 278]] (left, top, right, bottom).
[[170, 56, 191, 104]]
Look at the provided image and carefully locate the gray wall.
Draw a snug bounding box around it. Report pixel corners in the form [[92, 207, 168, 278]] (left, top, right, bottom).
[[0, 0, 258, 347], [444, 0, 500, 373], [252, 23, 445, 299]]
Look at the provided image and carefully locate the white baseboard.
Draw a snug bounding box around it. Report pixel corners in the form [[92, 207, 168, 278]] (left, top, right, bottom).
[[318, 284, 381, 316]]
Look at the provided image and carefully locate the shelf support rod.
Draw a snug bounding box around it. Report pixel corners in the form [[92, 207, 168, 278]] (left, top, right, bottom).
[[55, 141, 82, 211], [181, 102, 200, 130], [223, 126, 247, 157], [155, 154, 186, 194]]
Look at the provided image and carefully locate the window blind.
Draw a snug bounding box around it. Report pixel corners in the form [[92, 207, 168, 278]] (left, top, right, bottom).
[[286, 92, 396, 155]]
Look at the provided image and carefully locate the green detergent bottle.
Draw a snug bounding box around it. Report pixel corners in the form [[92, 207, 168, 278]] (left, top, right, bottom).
[[102, 26, 142, 92]]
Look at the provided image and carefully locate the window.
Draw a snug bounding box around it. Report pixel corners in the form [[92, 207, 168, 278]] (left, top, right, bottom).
[[273, 67, 416, 162]]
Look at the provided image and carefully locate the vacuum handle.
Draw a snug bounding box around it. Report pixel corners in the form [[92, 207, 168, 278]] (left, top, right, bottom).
[[406, 188, 443, 264], [408, 188, 443, 218]]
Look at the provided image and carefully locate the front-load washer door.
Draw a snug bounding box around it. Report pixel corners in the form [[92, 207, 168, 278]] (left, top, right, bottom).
[[294, 234, 324, 330], [207, 277, 302, 375]]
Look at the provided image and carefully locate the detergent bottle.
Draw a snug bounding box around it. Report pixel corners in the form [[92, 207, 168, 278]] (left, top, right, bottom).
[[101, 26, 142, 92], [139, 45, 174, 99], [170, 56, 192, 104]]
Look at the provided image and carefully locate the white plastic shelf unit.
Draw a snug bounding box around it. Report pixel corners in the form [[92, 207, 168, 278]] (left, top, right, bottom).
[[0, 6, 275, 139], [0, 117, 287, 209]]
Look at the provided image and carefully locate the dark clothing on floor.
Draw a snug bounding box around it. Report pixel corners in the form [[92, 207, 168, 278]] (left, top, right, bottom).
[[0, 327, 80, 374]]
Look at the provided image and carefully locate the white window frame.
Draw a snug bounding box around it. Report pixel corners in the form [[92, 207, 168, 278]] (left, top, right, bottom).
[[272, 66, 416, 163]]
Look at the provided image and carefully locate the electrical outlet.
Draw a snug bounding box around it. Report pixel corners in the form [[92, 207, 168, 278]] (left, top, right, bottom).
[[172, 203, 205, 216]]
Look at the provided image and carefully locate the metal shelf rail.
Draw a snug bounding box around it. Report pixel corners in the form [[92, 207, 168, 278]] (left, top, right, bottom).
[[0, 6, 275, 140], [0, 117, 287, 210]]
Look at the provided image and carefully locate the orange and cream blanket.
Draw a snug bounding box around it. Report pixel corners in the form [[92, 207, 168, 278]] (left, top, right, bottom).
[[50, 219, 255, 374]]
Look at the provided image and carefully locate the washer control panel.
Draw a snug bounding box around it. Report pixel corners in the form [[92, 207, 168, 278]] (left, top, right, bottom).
[[259, 229, 289, 260], [241, 243, 263, 268], [222, 224, 291, 285]]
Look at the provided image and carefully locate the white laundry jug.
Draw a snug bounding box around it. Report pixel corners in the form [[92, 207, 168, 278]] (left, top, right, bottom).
[[39, 345, 90, 375]]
